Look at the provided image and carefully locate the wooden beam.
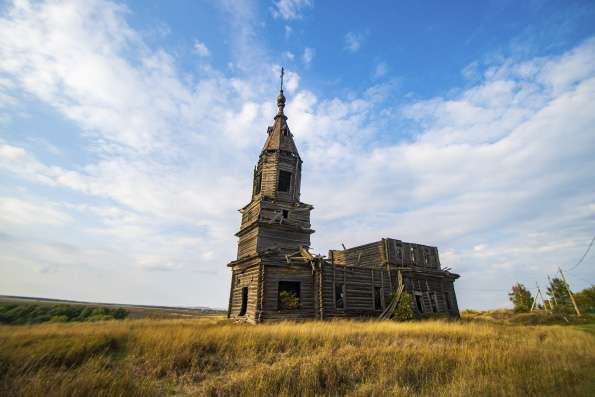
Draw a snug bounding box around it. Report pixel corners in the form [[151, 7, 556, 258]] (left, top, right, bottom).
[[559, 267, 582, 317]]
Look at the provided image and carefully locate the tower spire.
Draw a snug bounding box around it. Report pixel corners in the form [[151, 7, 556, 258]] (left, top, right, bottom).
[[280, 67, 284, 92], [277, 67, 286, 116]]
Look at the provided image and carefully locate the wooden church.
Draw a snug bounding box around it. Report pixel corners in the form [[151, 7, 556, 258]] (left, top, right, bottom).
[[227, 71, 460, 323]]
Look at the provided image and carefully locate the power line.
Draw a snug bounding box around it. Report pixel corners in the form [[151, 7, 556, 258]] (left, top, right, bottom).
[[565, 235, 595, 272], [566, 274, 594, 285]]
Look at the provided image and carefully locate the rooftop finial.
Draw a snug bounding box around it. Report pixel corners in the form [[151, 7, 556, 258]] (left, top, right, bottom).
[[280, 67, 284, 92], [276, 66, 286, 116]]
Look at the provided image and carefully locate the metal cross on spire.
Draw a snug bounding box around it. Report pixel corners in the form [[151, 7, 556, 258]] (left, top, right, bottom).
[[280, 67, 284, 92]]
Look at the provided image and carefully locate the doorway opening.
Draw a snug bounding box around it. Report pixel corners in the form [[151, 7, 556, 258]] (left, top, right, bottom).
[[239, 287, 248, 316]]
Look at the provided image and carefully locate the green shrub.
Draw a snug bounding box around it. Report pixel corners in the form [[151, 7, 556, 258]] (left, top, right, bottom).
[[393, 291, 414, 320], [278, 291, 300, 310]]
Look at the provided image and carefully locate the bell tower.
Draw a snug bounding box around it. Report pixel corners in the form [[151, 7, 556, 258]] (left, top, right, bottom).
[[235, 68, 314, 259], [227, 68, 315, 323]]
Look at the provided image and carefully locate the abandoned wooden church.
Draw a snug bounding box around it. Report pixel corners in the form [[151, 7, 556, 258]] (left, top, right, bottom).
[[227, 73, 460, 323]]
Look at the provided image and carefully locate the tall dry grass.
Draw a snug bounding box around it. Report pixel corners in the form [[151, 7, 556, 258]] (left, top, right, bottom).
[[1, 317, 594, 396]]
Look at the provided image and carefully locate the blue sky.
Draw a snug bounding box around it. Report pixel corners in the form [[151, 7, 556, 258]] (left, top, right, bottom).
[[1, 0, 594, 309]]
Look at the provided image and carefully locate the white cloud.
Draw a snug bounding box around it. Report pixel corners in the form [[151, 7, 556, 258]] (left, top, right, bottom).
[[373, 62, 388, 78], [0, 197, 71, 226], [271, 0, 313, 21], [0, 143, 25, 160], [284, 51, 295, 61], [344, 31, 365, 53], [462, 61, 480, 80], [302, 47, 315, 66], [194, 40, 210, 57]]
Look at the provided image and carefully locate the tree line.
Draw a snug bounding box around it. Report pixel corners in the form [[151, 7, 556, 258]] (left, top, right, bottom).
[[509, 279, 594, 314], [0, 303, 128, 325]]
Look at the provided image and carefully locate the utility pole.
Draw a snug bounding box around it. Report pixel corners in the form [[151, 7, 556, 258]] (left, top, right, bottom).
[[532, 283, 549, 312], [558, 267, 581, 317]]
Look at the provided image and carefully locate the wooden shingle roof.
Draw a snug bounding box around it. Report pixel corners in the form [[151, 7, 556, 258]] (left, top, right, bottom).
[[262, 89, 300, 156]]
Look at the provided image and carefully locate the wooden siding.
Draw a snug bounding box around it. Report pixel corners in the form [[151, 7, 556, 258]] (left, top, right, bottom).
[[319, 262, 393, 318], [253, 151, 302, 202], [260, 264, 316, 321], [228, 260, 459, 322], [228, 265, 261, 323], [329, 238, 441, 270], [257, 226, 311, 253]]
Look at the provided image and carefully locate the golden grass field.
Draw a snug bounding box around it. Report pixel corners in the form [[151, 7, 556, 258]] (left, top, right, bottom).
[[1, 316, 594, 396]]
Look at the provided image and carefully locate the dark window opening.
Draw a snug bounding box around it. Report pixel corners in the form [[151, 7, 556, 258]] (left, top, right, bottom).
[[429, 292, 438, 313], [254, 174, 262, 195], [374, 287, 383, 311], [414, 294, 424, 313], [282, 210, 289, 219], [278, 281, 300, 310], [335, 283, 345, 309], [444, 292, 452, 311], [277, 170, 292, 192], [239, 287, 248, 316]]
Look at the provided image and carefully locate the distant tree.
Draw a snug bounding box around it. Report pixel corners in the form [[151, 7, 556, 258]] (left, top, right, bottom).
[[508, 283, 533, 312], [0, 303, 129, 324], [393, 291, 414, 320], [546, 277, 573, 314], [113, 308, 128, 319], [574, 285, 595, 314]]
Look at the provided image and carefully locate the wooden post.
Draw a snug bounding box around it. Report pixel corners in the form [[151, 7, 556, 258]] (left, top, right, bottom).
[[386, 262, 393, 290], [558, 267, 581, 317], [371, 268, 375, 310], [535, 284, 549, 313], [380, 269, 386, 308], [319, 261, 324, 320], [256, 265, 265, 322], [343, 265, 347, 310], [227, 270, 235, 318], [331, 251, 336, 310]]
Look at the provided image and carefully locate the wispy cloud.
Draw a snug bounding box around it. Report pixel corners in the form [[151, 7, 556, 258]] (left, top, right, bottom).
[[194, 40, 210, 57], [303, 47, 315, 67], [372, 61, 388, 78], [271, 0, 313, 21], [344, 31, 365, 52], [284, 51, 295, 61]]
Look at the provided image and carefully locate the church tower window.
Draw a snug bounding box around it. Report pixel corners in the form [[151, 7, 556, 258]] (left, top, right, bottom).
[[278, 170, 292, 192]]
